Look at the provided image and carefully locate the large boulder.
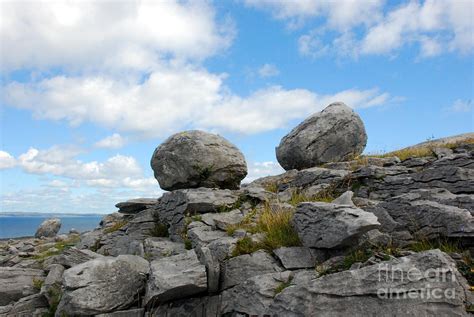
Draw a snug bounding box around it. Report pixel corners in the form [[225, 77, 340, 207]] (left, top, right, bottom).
[[56, 255, 149, 316], [292, 202, 380, 249], [151, 130, 247, 190], [35, 218, 61, 238], [276, 102, 367, 170], [0, 267, 45, 305]]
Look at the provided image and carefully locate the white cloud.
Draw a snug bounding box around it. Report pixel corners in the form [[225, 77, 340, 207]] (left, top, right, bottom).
[[2, 67, 392, 136], [0, 0, 234, 71], [257, 64, 280, 77], [94, 133, 126, 149], [0, 151, 16, 169], [447, 99, 472, 113], [243, 161, 285, 183], [250, 0, 474, 58]]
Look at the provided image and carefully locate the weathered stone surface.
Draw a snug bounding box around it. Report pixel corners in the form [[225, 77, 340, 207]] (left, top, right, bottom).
[[374, 192, 473, 240], [115, 198, 157, 214], [276, 102, 367, 170], [195, 246, 220, 293], [150, 296, 221, 317], [221, 250, 283, 290], [201, 209, 244, 231], [332, 190, 355, 206], [188, 225, 228, 249], [152, 188, 240, 241], [143, 237, 185, 261], [40, 264, 64, 306], [269, 250, 471, 316], [145, 250, 207, 306], [274, 247, 327, 269], [45, 247, 103, 268], [56, 255, 149, 316], [151, 130, 247, 190], [0, 293, 48, 317], [35, 218, 61, 238], [0, 267, 45, 305], [95, 308, 145, 317], [221, 271, 293, 316], [293, 202, 380, 249]]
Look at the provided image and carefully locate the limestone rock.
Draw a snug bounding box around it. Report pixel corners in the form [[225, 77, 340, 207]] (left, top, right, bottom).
[[56, 255, 149, 316], [150, 130, 247, 190], [292, 202, 380, 249], [276, 102, 367, 170], [35, 218, 61, 238], [115, 198, 157, 214], [274, 247, 327, 269], [0, 267, 45, 305]]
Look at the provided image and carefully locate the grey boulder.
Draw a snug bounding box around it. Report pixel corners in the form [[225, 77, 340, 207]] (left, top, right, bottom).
[[292, 202, 380, 248], [276, 102, 367, 170], [0, 267, 45, 305], [56, 255, 149, 316], [35, 218, 61, 238], [150, 130, 247, 190]]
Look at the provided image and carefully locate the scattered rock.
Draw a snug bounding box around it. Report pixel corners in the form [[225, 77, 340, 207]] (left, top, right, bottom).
[[0, 293, 48, 317], [56, 255, 149, 316], [150, 130, 247, 190], [292, 202, 380, 249], [0, 267, 45, 305], [276, 102, 367, 170], [34, 218, 61, 238]]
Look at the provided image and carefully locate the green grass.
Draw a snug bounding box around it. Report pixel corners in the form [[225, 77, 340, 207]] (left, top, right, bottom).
[[230, 203, 301, 257], [103, 220, 127, 234], [34, 235, 81, 261], [288, 188, 336, 207], [274, 276, 293, 296], [264, 182, 279, 193], [409, 238, 463, 253], [184, 239, 192, 250], [149, 223, 169, 237], [33, 277, 44, 291]]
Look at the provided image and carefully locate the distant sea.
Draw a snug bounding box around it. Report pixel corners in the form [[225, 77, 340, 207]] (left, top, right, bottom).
[[0, 214, 103, 239]]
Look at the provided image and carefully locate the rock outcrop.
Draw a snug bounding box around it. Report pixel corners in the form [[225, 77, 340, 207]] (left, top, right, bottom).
[[151, 130, 248, 190], [35, 218, 61, 238], [276, 102, 367, 170]]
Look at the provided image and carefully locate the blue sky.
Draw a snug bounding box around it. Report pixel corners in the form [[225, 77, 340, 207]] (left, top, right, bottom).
[[0, 0, 473, 214]]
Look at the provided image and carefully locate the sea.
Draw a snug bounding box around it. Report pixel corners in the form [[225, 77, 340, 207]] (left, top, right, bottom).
[[0, 214, 103, 239]]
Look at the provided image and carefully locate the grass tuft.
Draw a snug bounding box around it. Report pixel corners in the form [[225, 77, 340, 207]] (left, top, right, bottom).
[[103, 220, 127, 234], [274, 275, 293, 296]]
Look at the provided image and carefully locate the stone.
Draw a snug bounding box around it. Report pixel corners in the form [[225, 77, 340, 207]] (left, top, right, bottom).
[[269, 250, 471, 316], [0, 267, 45, 305], [143, 237, 185, 261], [115, 198, 157, 214], [34, 218, 61, 238], [95, 308, 145, 317], [221, 271, 293, 316], [274, 247, 327, 269], [292, 202, 380, 249], [56, 255, 149, 316], [150, 130, 247, 190], [152, 188, 240, 241], [145, 250, 207, 306], [187, 225, 228, 249], [221, 250, 283, 290], [276, 102, 367, 170], [150, 296, 221, 317], [195, 246, 220, 293], [40, 264, 64, 306], [332, 190, 355, 206], [44, 247, 103, 268], [0, 293, 48, 317], [201, 209, 244, 231]]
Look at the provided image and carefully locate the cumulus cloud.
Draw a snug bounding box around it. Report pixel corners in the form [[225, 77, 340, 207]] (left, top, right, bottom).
[[0, 151, 16, 169], [0, 0, 234, 71], [94, 133, 126, 149], [258, 64, 280, 77], [447, 99, 472, 113], [2, 68, 392, 136], [249, 0, 473, 58], [243, 161, 285, 183]]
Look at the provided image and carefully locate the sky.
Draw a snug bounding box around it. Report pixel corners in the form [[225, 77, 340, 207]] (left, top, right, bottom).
[[0, 0, 473, 214]]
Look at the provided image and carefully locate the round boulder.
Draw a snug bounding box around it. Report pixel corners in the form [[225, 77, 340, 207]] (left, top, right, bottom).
[[151, 130, 247, 190], [276, 102, 367, 170], [35, 218, 61, 238]]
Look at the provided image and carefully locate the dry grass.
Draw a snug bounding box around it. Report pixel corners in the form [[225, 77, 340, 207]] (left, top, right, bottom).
[[103, 220, 128, 234]]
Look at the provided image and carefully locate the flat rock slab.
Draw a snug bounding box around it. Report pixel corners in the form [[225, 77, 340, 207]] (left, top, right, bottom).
[[143, 237, 185, 261], [269, 250, 471, 316], [292, 202, 380, 249], [115, 198, 157, 214], [145, 250, 207, 306], [274, 247, 327, 269], [0, 267, 45, 305], [56, 255, 149, 316], [221, 250, 283, 290]]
